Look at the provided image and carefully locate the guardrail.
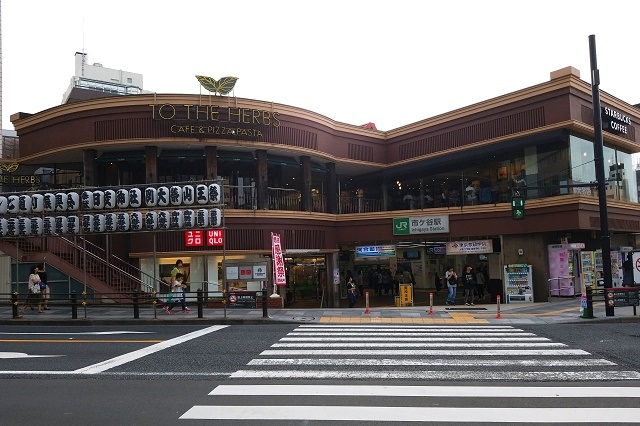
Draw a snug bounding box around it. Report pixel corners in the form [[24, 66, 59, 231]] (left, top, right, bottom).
[[2, 289, 271, 320]]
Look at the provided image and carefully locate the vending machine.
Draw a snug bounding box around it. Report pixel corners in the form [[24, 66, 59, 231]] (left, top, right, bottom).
[[503, 264, 534, 303], [548, 243, 585, 297]]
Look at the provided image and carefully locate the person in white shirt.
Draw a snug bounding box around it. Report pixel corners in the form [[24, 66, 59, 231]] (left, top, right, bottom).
[[164, 273, 190, 314]]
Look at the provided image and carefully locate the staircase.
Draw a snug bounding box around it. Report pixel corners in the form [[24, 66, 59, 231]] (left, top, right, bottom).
[[0, 236, 161, 303]]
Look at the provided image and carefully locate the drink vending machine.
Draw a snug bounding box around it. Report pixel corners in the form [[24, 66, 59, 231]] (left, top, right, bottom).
[[548, 243, 585, 297], [503, 264, 533, 303]]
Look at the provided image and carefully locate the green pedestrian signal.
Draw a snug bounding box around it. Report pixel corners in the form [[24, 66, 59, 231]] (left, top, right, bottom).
[[511, 195, 525, 220]]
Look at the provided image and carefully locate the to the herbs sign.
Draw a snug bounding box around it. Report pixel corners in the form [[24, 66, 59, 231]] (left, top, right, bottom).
[[393, 215, 449, 235]]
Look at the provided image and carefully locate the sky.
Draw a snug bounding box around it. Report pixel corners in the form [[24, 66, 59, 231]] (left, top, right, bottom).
[[2, 0, 640, 132]]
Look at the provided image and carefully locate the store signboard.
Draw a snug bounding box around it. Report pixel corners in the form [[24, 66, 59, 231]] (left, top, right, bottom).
[[446, 240, 493, 255], [185, 230, 203, 246], [355, 245, 396, 258], [253, 265, 268, 280], [271, 232, 287, 286], [393, 215, 449, 235], [239, 266, 253, 280]]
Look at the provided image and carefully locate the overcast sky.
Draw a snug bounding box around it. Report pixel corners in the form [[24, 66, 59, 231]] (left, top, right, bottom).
[[2, 0, 640, 132]]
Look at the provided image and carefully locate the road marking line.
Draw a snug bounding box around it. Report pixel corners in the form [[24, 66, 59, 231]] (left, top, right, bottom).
[[0, 331, 154, 335], [271, 342, 566, 348], [247, 358, 616, 366], [319, 317, 492, 323], [210, 384, 639, 397], [0, 339, 163, 343], [180, 405, 640, 422], [72, 325, 228, 374], [280, 337, 550, 342], [0, 352, 64, 359], [230, 370, 640, 381], [260, 349, 590, 356], [288, 332, 537, 336], [298, 325, 516, 329]]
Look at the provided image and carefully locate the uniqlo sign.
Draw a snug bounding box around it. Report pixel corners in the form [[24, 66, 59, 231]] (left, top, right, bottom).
[[207, 230, 224, 246], [185, 230, 203, 247]]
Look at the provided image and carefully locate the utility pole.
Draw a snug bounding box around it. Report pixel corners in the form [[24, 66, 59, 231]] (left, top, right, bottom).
[[589, 34, 614, 317]]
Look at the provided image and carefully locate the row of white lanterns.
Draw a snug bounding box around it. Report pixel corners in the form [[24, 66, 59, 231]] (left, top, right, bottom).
[[0, 183, 222, 214], [0, 208, 222, 237]]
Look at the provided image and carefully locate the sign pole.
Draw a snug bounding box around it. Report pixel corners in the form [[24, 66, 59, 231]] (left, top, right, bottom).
[[589, 34, 614, 317], [428, 292, 434, 316]]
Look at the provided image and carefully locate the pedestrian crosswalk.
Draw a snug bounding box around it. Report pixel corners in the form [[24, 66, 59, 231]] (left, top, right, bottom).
[[180, 324, 640, 423]]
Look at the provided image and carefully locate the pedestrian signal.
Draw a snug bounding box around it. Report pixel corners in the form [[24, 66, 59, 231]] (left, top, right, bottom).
[[511, 195, 525, 220]]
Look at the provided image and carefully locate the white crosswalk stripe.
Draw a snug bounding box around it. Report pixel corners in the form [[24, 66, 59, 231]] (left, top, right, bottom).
[[180, 324, 640, 423]]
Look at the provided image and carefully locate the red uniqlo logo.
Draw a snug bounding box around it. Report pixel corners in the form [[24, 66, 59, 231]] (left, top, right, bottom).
[[185, 230, 203, 247], [207, 229, 224, 246]]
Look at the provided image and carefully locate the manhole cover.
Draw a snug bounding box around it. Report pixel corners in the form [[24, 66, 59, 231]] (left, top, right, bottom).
[[292, 316, 316, 322]]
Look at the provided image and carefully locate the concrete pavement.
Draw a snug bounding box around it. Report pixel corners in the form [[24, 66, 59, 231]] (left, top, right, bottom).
[[1, 295, 638, 325]]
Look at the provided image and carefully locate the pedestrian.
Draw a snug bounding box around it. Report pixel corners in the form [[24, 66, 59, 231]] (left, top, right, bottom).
[[375, 268, 383, 296], [164, 272, 190, 314], [22, 265, 43, 314], [476, 265, 486, 300], [434, 272, 442, 292], [355, 270, 365, 296], [463, 265, 477, 306], [347, 276, 357, 308], [170, 259, 184, 284], [445, 266, 457, 306], [39, 263, 51, 310], [383, 270, 393, 295]]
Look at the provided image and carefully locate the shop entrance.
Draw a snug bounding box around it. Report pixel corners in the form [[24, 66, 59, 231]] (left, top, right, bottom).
[[284, 256, 326, 307]]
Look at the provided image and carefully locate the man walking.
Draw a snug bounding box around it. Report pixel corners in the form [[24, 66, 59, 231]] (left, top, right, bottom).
[[463, 265, 477, 306]]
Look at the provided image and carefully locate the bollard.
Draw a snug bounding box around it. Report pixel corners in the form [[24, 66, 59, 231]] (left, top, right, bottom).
[[262, 289, 268, 318], [133, 290, 139, 319], [11, 291, 20, 319], [496, 294, 502, 319], [585, 286, 594, 319], [223, 289, 227, 319], [71, 290, 78, 319], [197, 289, 204, 318], [428, 292, 434, 316], [364, 291, 370, 314]]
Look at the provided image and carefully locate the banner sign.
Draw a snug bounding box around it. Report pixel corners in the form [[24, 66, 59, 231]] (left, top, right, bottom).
[[446, 240, 493, 255], [271, 232, 287, 286], [393, 215, 449, 235], [355, 245, 396, 258]]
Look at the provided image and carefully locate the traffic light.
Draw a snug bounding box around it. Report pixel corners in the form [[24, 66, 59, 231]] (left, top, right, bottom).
[[511, 195, 525, 220]]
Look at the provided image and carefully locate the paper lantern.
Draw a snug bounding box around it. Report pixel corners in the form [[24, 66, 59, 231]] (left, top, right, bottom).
[[93, 214, 106, 233], [195, 184, 208, 204], [92, 190, 105, 209], [183, 209, 195, 228], [81, 191, 94, 210], [209, 183, 221, 204], [55, 216, 68, 234], [67, 216, 80, 234], [55, 193, 68, 211], [30, 218, 43, 236], [67, 192, 80, 211], [170, 186, 183, 206], [104, 190, 116, 209], [116, 212, 130, 232], [196, 209, 208, 227], [130, 212, 143, 231], [7, 195, 19, 213], [31, 194, 44, 213], [144, 187, 158, 207], [18, 217, 31, 236], [182, 185, 195, 205], [144, 211, 158, 230], [105, 213, 117, 232], [157, 186, 169, 207], [43, 217, 55, 236], [116, 189, 129, 209], [158, 211, 170, 230], [209, 208, 222, 227], [0, 196, 7, 214], [0, 218, 7, 236], [6, 218, 19, 236], [18, 195, 32, 213], [129, 188, 142, 208], [170, 210, 184, 228], [82, 215, 93, 234]]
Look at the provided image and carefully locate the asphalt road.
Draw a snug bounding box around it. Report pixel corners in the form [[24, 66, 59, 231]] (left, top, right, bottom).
[[1, 323, 640, 425]]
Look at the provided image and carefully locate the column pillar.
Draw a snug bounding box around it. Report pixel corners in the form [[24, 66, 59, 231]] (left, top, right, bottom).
[[382, 182, 389, 211], [83, 149, 97, 187], [145, 146, 158, 184], [300, 156, 312, 212], [325, 162, 337, 214], [205, 146, 218, 181], [256, 149, 268, 210]]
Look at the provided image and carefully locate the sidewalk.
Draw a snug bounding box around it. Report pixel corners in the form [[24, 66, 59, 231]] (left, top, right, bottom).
[[1, 296, 638, 325]]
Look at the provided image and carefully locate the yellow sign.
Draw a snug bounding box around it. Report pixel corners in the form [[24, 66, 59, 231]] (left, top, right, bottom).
[[399, 284, 413, 307]]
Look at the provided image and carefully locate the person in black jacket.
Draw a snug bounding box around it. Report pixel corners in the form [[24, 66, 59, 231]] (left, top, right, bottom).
[[463, 265, 477, 306]]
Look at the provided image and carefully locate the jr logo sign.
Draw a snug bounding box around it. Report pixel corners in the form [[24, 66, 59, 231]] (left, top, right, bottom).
[[393, 218, 410, 235]]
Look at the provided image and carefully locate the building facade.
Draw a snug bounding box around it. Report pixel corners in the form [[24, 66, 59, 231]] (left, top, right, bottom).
[[2, 66, 640, 306]]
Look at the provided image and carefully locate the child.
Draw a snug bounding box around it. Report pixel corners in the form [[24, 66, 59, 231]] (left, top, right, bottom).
[[164, 272, 190, 314]]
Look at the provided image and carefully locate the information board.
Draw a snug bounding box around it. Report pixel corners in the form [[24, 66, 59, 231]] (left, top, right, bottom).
[[605, 287, 639, 307]]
